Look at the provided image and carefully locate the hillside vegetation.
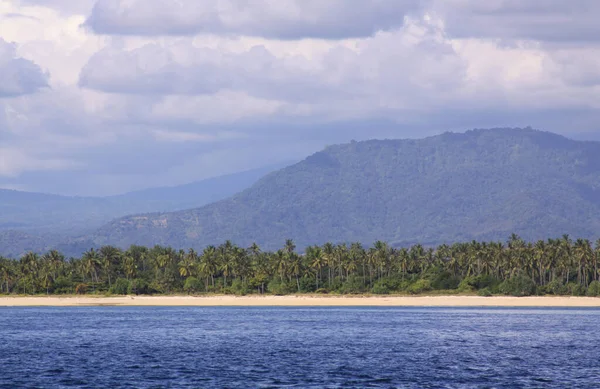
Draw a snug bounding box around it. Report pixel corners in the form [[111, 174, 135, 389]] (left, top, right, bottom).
[[74, 128, 600, 253], [0, 165, 279, 237]]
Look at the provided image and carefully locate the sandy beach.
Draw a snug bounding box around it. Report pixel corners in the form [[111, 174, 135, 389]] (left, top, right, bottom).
[[1, 295, 600, 307]]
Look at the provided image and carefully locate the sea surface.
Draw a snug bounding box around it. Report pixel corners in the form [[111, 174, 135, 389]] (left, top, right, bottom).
[[0, 307, 598, 388]]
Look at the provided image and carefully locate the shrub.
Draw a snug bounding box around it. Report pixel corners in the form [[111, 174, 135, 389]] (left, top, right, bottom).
[[128, 279, 150, 295], [458, 277, 476, 292], [546, 279, 567, 295], [431, 271, 461, 290], [477, 287, 492, 297], [53, 277, 73, 294], [407, 279, 431, 295], [315, 288, 329, 294], [267, 279, 293, 295], [499, 273, 536, 296], [183, 277, 204, 294], [567, 282, 586, 296], [75, 284, 87, 295], [110, 278, 130, 295], [587, 281, 600, 297], [458, 275, 500, 292], [371, 283, 390, 295], [340, 276, 366, 294], [298, 276, 316, 293], [227, 279, 250, 296]]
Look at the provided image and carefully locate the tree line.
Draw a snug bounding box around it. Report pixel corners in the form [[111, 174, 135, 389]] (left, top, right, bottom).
[[2, 234, 600, 297]]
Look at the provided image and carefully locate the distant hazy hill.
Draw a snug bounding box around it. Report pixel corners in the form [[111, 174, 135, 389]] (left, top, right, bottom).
[[68, 128, 600, 253], [0, 164, 281, 237]]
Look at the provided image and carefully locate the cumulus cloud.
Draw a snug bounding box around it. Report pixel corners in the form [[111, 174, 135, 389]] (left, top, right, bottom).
[[0, 38, 48, 97], [84, 0, 421, 39], [79, 19, 466, 112]]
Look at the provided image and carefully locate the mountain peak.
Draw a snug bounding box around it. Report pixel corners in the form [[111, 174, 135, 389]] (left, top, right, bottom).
[[66, 128, 600, 255]]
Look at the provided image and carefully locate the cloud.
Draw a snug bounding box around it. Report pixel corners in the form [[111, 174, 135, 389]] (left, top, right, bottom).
[[432, 0, 600, 43], [0, 38, 48, 97], [78, 19, 466, 110], [0, 147, 75, 177], [84, 0, 421, 39], [79, 43, 232, 95], [4, 0, 600, 197], [16, 0, 96, 15]]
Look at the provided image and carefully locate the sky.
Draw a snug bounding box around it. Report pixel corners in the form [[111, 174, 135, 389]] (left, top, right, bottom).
[[1, 0, 600, 196]]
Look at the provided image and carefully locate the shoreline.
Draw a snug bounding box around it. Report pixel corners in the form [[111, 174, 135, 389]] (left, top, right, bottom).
[[1, 295, 600, 307]]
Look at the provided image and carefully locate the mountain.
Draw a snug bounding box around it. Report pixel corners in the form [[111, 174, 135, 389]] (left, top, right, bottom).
[[0, 164, 283, 237], [68, 127, 600, 254]]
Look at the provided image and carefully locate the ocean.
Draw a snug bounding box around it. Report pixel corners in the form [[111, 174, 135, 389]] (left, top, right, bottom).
[[0, 307, 598, 388]]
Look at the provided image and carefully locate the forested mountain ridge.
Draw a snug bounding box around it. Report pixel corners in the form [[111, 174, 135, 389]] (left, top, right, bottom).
[[72, 127, 600, 253], [0, 164, 281, 236]]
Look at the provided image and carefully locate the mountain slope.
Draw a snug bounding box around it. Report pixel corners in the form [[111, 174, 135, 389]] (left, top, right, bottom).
[[0, 164, 282, 237], [77, 128, 600, 252]]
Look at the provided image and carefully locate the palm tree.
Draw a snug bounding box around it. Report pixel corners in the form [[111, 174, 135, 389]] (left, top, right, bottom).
[[178, 249, 198, 278], [99, 246, 121, 287], [199, 246, 218, 289], [306, 246, 324, 289], [82, 249, 100, 283], [123, 254, 137, 280], [20, 252, 40, 294]]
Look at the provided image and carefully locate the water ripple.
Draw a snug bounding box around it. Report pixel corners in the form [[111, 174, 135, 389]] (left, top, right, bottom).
[[0, 307, 598, 388]]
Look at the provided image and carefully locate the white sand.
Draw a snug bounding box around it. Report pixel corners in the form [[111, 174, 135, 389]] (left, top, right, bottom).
[[1, 295, 600, 307]]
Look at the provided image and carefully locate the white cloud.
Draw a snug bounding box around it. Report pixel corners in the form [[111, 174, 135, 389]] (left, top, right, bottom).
[[0, 38, 48, 97]]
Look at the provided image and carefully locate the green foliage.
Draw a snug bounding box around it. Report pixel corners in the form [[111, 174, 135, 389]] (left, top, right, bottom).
[[339, 276, 366, 294], [267, 279, 293, 295], [183, 277, 204, 294], [370, 277, 405, 294], [75, 284, 87, 295], [128, 279, 150, 295], [499, 273, 536, 297], [371, 283, 390, 295], [110, 278, 130, 295], [477, 288, 492, 297], [459, 275, 500, 293], [227, 279, 249, 296], [65, 128, 600, 254], [0, 166, 277, 257], [53, 277, 74, 294], [298, 276, 316, 293], [430, 271, 461, 290], [567, 282, 586, 296], [545, 279, 567, 295], [407, 279, 432, 295], [458, 277, 477, 292], [587, 281, 600, 297], [2, 232, 600, 299]]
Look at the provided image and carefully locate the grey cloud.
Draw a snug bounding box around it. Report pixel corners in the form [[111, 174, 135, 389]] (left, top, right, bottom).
[[17, 0, 96, 15], [78, 27, 465, 107], [84, 0, 421, 39], [0, 39, 49, 98], [434, 0, 600, 43], [78, 44, 231, 95], [78, 43, 346, 101]]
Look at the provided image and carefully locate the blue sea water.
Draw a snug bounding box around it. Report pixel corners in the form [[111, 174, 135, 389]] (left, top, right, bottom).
[[0, 307, 599, 388]]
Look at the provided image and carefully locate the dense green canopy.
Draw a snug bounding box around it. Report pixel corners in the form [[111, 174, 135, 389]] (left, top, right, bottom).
[[73, 128, 600, 254], [2, 235, 600, 297]]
